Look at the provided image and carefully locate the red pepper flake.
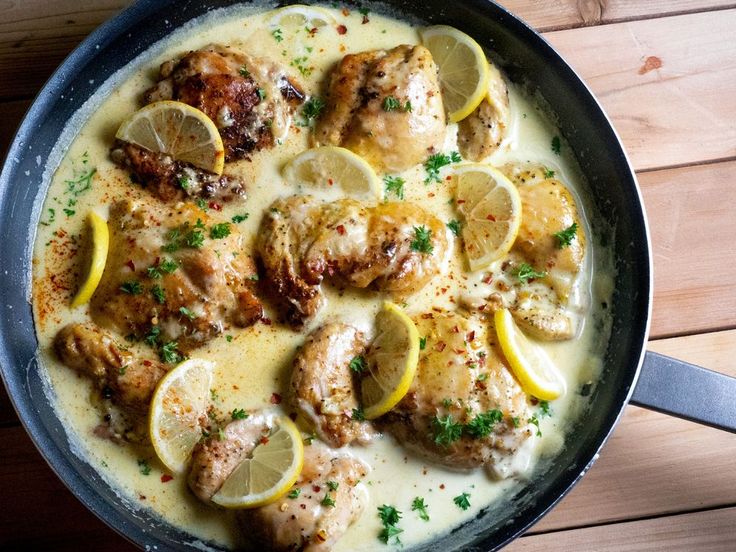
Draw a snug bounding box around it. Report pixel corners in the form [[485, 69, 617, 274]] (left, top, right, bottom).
[[209, 201, 222, 211], [486, 214, 496, 221], [262, 318, 273, 326], [478, 304, 487, 312], [260, 436, 270, 445], [336, 24, 347, 35], [435, 341, 446, 352], [308, 26, 318, 36], [313, 484, 322, 493], [466, 330, 475, 342], [451, 325, 460, 333], [530, 396, 539, 406], [453, 349, 465, 355], [439, 484, 445, 490], [456, 199, 466, 205], [139, 495, 146, 500], [475, 380, 487, 390], [270, 392, 282, 404], [336, 224, 346, 235], [445, 175, 452, 181], [125, 259, 136, 272], [142, 360, 152, 367], [160, 474, 174, 483], [483, 274, 493, 285], [362, 15, 369, 24], [328, 178, 334, 186]]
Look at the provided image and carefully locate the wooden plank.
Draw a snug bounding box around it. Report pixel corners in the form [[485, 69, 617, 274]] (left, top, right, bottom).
[[0, 424, 135, 550], [0, 386, 18, 427], [546, 10, 736, 171], [528, 330, 736, 533], [510, 506, 736, 551], [0, 0, 127, 100], [499, 0, 736, 31], [643, 161, 736, 338], [0, 99, 30, 156]]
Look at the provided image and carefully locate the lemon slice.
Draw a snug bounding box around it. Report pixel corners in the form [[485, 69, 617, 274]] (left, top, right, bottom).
[[116, 100, 225, 175], [420, 25, 490, 123], [454, 163, 522, 271], [268, 5, 336, 29], [71, 211, 109, 308], [362, 302, 420, 419], [149, 358, 214, 474], [494, 308, 565, 401], [283, 146, 382, 200], [212, 416, 304, 509]]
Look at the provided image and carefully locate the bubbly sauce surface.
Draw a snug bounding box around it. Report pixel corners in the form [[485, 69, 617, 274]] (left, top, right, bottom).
[[32, 4, 614, 550]]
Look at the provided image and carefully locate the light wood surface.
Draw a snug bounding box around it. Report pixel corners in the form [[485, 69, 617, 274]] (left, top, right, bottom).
[[1, 1, 735, 551]]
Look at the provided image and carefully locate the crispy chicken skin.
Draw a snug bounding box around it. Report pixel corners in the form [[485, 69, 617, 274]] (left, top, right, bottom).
[[257, 195, 448, 326], [291, 323, 373, 447], [238, 441, 369, 552], [89, 199, 262, 354], [457, 62, 511, 161], [314, 45, 446, 173], [145, 44, 304, 161], [381, 310, 535, 478]]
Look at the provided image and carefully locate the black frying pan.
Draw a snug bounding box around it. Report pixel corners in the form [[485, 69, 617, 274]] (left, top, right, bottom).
[[1, 1, 734, 550]]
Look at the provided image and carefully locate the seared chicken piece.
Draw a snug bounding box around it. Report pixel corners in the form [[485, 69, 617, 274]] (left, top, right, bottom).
[[314, 45, 446, 173], [54, 322, 167, 440], [110, 142, 246, 204], [291, 323, 373, 447], [381, 310, 535, 478], [188, 412, 274, 502], [90, 199, 262, 356], [258, 195, 448, 326], [457, 62, 510, 161], [145, 44, 304, 161], [238, 441, 369, 552]]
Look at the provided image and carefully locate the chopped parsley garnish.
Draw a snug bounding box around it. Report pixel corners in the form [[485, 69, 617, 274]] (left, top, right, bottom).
[[349, 355, 367, 373], [137, 459, 152, 476], [352, 407, 366, 421], [148, 259, 178, 279], [554, 222, 578, 249], [424, 151, 461, 183], [419, 336, 427, 350], [327, 481, 339, 491], [196, 198, 208, 211], [551, 135, 561, 155], [120, 281, 142, 295], [179, 306, 197, 320], [543, 167, 555, 178], [514, 263, 547, 284], [238, 65, 250, 77], [288, 488, 301, 499], [160, 341, 182, 364], [225, 335, 233, 343], [321, 494, 336, 507], [232, 213, 249, 223], [446, 219, 462, 237], [453, 492, 471, 510], [382, 96, 401, 111], [231, 408, 248, 420], [464, 409, 503, 438], [411, 497, 429, 521], [144, 326, 161, 347], [377, 505, 403, 545], [410, 226, 434, 254], [290, 56, 312, 78], [177, 176, 190, 191], [441, 397, 453, 409], [529, 414, 542, 436], [383, 175, 405, 200], [358, 7, 370, 16], [404, 100, 412, 112], [510, 416, 520, 428], [272, 28, 284, 42], [300, 96, 326, 126], [210, 222, 231, 240], [151, 285, 166, 304], [185, 229, 205, 248], [539, 400, 552, 417], [256, 88, 266, 101], [40, 208, 56, 227], [432, 414, 463, 446], [210, 389, 219, 402]]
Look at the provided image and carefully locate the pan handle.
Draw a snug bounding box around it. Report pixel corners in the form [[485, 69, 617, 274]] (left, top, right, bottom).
[[630, 351, 736, 433]]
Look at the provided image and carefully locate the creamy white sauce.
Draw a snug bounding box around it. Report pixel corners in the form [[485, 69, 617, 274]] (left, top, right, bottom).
[[31, 4, 614, 550]]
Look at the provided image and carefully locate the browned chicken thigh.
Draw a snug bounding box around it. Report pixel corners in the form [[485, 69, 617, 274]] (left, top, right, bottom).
[[314, 45, 446, 173], [238, 441, 369, 552], [89, 199, 262, 357], [291, 323, 373, 447], [258, 195, 448, 326]]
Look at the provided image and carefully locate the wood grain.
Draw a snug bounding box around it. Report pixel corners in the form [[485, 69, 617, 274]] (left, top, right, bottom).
[[500, 0, 736, 30], [546, 9, 736, 172], [511, 506, 736, 551], [528, 330, 736, 533]]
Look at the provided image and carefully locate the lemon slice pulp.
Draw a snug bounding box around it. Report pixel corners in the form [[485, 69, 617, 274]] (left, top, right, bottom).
[[116, 100, 225, 175], [283, 146, 382, 200], [268, 5, 336, 30], [361, 301, 420, 419], [420, 25, 490, 123], [494, 308, 565, 401], [454, 163, 522, 271], [149, 358, 214, 474], [212, 416, 304, 509], [71, 211, 109, 308]]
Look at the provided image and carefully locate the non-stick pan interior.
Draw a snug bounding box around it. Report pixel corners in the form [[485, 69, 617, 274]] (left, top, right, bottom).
[[0, 1, 651, 550]]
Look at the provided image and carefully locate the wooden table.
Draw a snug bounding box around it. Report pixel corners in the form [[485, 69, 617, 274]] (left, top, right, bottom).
[[1, 1, 735, 550]]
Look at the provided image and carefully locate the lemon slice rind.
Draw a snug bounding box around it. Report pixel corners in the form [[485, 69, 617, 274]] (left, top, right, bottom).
[[71, 211, 109, 308]]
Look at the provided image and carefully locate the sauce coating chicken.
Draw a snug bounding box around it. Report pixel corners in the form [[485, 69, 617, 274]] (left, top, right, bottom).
[[238, 441, 369, 552], [313, 45, 446, 173], [290, 323, 373, 447], [257, 195, 448, 326], [90, 199, 262, 355], [53, 322, 167, 440], [381, 310, 536, 479]]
